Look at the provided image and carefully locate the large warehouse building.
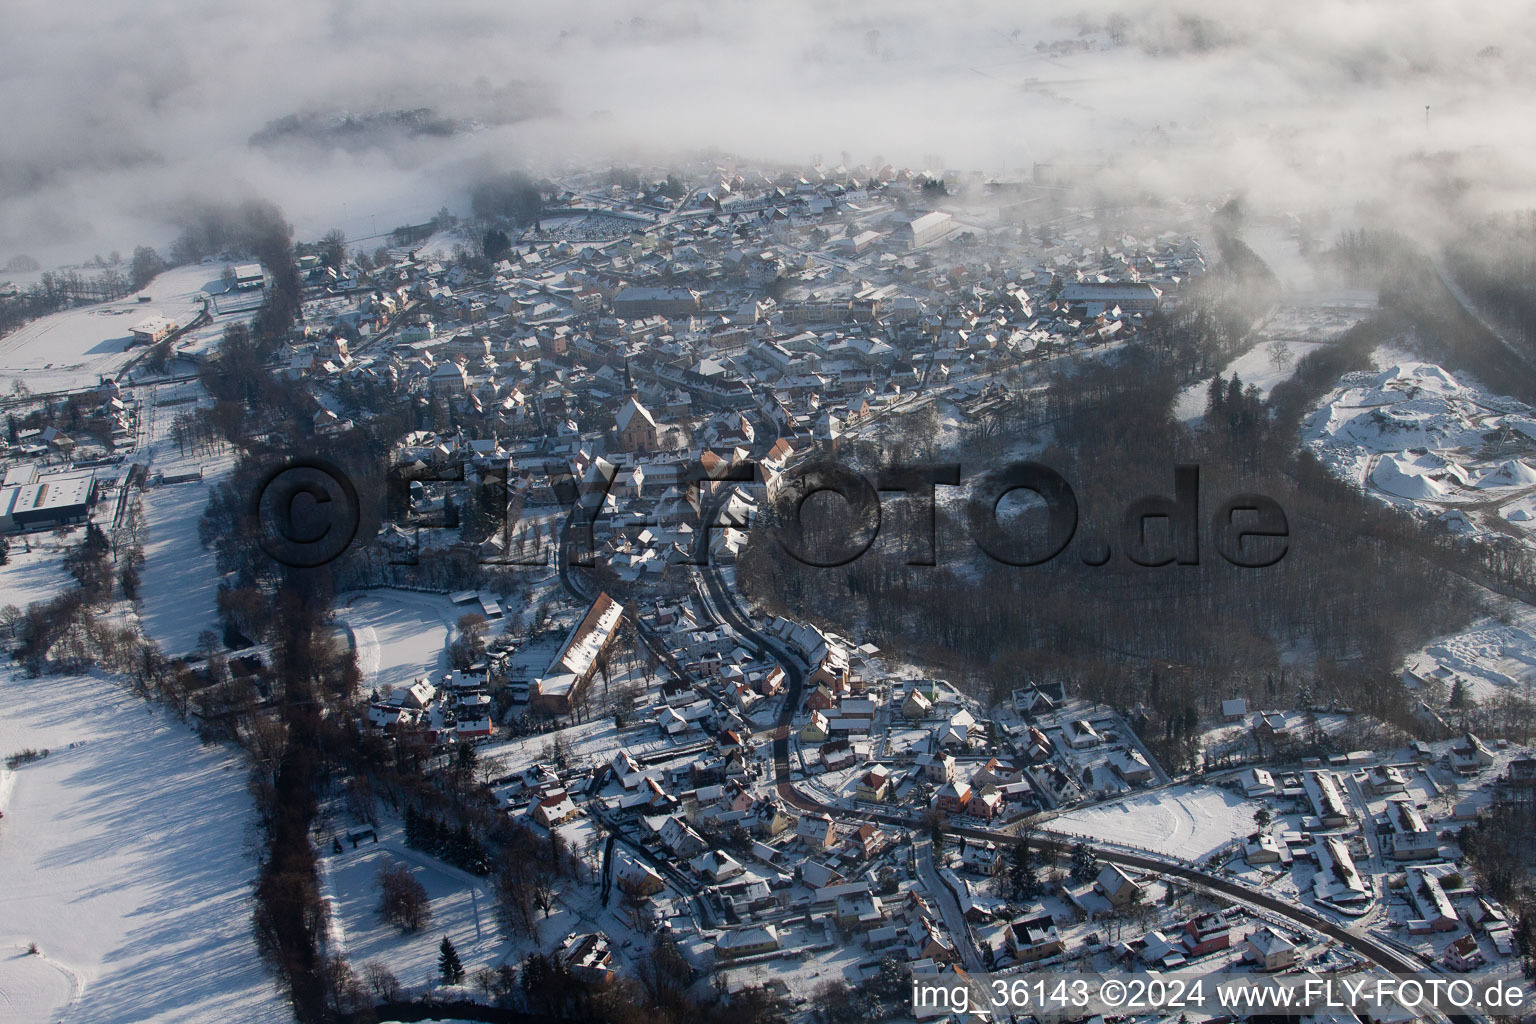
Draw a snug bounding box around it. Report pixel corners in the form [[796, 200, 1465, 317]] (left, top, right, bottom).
[[0, 465, 98, 532], [896, 211, 956, 250]]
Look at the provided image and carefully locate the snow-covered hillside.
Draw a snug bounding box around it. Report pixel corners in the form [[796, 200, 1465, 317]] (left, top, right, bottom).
[[0, 264, 230, 395], [0, 672, 287, 1024]]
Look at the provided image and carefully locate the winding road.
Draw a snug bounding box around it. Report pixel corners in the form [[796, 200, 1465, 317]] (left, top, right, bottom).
[[683, 516, 1476, 1022], [547, 449, 1479, 1023]]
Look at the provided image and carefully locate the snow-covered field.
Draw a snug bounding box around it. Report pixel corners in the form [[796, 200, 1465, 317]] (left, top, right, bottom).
[[522, 212, 643, 242], [0, 671, 287, 1024], [409, 231, 465, 262], [335, 590, 459, 693], [132, 379, 236, 659], [1175, 337, 1329, 421], [168, 305, 256, 364], [317, 815, 652, 995], [321, 833, 500, 992], [1047, 784, 1264, 859], [1241, 221, 1377, 337], [0, 264, 226, 394], [0, 540, 75, 611], [136, 477, 227, 658], [1176, 223, 1375, 423]]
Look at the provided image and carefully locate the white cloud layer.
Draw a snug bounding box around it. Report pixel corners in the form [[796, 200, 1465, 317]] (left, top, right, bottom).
[[4, 0, 1535, 260]]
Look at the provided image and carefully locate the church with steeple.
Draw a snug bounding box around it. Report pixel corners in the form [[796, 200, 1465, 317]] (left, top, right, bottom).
[[614, 362, 659, 452]]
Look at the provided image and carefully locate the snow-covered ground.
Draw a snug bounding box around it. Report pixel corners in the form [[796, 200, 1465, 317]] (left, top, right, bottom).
[[321, 832, 501, 992], [1046, 783, 1265, 859], [1176, 223, 1375, 423], [475, 672, 688, 775], [1401, 599, 1536, 703], [335, 589, 460, 693], [317, 815, 654, 995], [136, 478, 227, 658], [1303, 357, 1536, 544], [167, 303, 257, 364], [410, 231, 467, 262], [131, 378, 236, 658], [1175, 337, 1328, 421], [0, 539, 75, 611], [0, 264, 228, 395], [0, 671, 287, 1024]]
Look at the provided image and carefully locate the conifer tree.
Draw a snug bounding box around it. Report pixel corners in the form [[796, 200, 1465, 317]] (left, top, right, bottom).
[[438, 936, 465, 986]]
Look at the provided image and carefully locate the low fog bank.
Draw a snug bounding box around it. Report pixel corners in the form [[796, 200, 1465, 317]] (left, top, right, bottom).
[[5, 0, 1536, 264]]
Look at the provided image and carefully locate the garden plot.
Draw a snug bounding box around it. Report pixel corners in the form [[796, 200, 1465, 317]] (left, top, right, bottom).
[[135, 477, 228, 658], [318, 817, 651, 995], [320, 835, 501, 993], [129, 377, 235, 658], [0, 539, 75, 611]]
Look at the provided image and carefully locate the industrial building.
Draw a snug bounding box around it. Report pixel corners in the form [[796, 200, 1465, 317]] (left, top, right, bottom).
[[1059, 281, 1164, 316], [0, 465, 97, 532], [896, 211, 956, 250]]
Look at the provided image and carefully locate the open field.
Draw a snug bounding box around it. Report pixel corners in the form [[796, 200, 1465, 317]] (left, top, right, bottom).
[[0, 264, 230, 394], [1047, 783, 1264, 859], [0, 671, 286, 1024]]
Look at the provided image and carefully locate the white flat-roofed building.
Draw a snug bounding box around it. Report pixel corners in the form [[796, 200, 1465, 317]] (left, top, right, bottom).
[[233, 263, 265, 290], [0, 469, 96, 531], [1059, 281, 1163, 316], [131, 314, 178, 344]]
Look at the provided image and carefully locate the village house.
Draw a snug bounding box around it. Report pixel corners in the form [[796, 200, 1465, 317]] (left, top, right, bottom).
[[917, 751, 955, 783], [1064, 719, 1103, 749], [1095, 864, 1143, 907], [1444, 934, 1486, 972], [1005, 914, 1064, 964], [533, 790, 580, 828], [1301, 770, 1350, 827], [1449, 733, 1495, 774], [795, 813, 837, 851], [1384, 799, 1440, 860], [933, 780, 971, 816], [560, 933, 615, 986], [715, 924, 779, 960], [616, 858, 666, 898], [1182, 912, 1234, 956], [856, 764, 892, 803], [1246, 927, 1298, 970]]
